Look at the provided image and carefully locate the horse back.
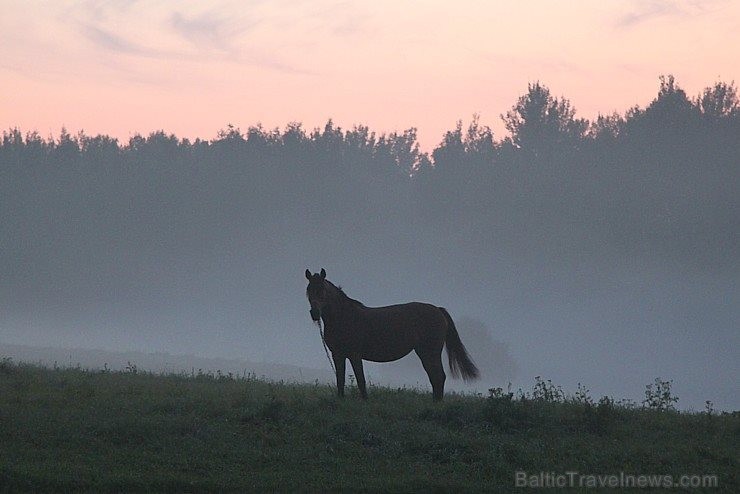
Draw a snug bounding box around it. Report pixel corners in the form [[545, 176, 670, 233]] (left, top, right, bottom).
[[352, 302, 447, 361], [362, 302, 445, 327]]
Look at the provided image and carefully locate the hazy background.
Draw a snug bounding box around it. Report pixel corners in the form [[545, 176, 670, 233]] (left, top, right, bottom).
[[2, 76, 738, 410], [1, 1, 738, 410]]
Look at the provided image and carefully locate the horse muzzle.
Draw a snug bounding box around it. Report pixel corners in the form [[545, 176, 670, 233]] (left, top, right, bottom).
[[310, 308, 321, 321]]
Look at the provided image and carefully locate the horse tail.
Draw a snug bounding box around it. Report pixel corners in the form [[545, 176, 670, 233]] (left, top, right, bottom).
[[439, 307, 480, 381]]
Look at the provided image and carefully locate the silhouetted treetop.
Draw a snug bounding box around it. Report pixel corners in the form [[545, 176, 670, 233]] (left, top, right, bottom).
[[697, 80, 739, 119], [501, 82, 588, 155]]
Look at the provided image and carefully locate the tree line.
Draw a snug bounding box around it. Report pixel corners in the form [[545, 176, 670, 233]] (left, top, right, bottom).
[[1, 76, 737, 316]]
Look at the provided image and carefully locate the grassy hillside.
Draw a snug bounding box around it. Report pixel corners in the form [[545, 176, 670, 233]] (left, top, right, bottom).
[[0, 359, 737, 492]]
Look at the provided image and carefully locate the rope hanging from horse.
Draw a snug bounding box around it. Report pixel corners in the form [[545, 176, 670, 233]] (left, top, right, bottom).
[[317, 320, 335, 374]]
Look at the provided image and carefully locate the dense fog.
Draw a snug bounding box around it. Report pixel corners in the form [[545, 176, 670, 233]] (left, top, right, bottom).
[[1, 77, 738, 410]]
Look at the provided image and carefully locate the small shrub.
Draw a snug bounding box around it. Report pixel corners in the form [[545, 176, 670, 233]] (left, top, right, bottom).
[[643, 378, 678, 410], [573, 382, 593, 406], [0, 356, 13, 373], [488, 384, 514, 401], [532, 376, 564, 403]]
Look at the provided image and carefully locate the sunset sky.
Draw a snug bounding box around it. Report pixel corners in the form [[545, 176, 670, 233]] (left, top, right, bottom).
[[2, 0, 739, 150]]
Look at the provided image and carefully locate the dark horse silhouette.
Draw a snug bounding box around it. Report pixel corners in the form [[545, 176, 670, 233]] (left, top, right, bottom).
[[305, 268, 479, 400]]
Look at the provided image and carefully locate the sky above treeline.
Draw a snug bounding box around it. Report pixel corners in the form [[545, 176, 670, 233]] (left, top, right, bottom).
[[2, 0, 739, 150]]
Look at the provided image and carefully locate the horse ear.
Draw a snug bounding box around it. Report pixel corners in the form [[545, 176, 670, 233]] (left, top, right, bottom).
[[320, 268, 326, 279], [305, 269, 311, 280]]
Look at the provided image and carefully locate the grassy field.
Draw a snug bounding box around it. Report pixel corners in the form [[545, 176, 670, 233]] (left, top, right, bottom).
[[0, 358, 737, 492]]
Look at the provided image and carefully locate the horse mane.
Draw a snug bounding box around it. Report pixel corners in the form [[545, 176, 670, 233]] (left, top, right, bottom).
[[326, 280, 366, 308]]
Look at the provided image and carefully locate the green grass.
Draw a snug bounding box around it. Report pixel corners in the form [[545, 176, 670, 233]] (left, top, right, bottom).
[[0, 359, 737, 492]]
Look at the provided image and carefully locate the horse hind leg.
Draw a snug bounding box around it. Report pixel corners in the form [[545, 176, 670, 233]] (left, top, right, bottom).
[[416, 350, 446, 401]]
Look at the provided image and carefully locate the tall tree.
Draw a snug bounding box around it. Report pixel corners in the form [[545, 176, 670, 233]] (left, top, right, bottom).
[[501, 82, 587, 157]]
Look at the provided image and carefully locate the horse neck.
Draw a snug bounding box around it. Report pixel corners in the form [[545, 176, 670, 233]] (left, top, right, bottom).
[[322, 284, 356, 324]]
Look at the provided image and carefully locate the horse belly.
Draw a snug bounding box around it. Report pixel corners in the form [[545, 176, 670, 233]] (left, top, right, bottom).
[[360, 318, 420, 362], [362, 338, 415, 362]]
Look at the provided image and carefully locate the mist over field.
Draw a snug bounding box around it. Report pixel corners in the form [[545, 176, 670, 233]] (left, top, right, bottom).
[[1, 77, 738, 410]]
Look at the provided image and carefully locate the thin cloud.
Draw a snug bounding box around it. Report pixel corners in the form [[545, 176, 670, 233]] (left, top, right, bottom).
[[79, 24, 151, 56], [78, 0, 142, 21], [614, 0, 729, 28], [301, 1, 376, 38], [615, 0, 681, 28], [76, 19, 309, 76], [170, 10, 259, 51], [57, 1, 367, 77]]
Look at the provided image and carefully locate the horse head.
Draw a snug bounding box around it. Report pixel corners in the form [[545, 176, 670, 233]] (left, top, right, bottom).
[[305, 268, 327, 321]]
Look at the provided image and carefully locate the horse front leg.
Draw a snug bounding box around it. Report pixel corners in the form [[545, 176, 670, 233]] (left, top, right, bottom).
[[333, 355, 346, 397], [349, 356, 368, 399]]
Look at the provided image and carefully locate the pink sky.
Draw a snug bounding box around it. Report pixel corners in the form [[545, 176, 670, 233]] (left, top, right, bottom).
[[2, 0, 739, 151]]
